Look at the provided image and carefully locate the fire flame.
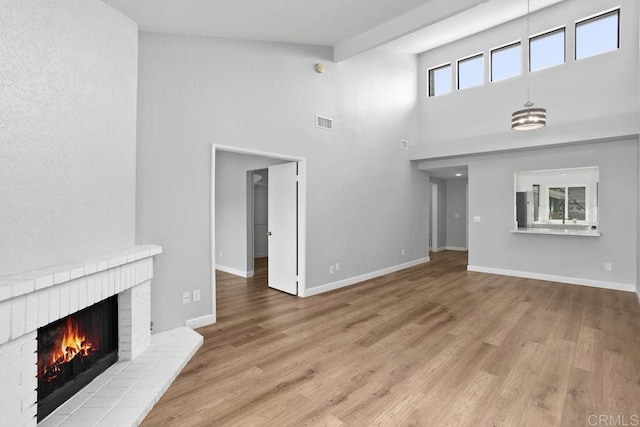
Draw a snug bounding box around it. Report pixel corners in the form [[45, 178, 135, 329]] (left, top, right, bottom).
[[40, 317, 97, 382]]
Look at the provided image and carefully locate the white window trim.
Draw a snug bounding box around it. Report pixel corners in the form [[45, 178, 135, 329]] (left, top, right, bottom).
[[538, 183, 591, 225]]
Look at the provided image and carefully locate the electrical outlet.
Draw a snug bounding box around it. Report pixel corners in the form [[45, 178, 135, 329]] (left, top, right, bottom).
[[401, 249, 405, 256], [182, 292, 191, 304], [604, 262, 612, 271], [474, 216, 481, 223], [329, 265, 335, 274], [335, 262, 340, 272], [219, 250, 223, 257], [193, 289, 201, 302]]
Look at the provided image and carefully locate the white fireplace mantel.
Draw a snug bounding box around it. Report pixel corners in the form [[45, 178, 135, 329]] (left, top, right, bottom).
[[0, 245, 203, 427]]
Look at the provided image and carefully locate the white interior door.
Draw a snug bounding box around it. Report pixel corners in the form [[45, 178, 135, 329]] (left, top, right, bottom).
[[268, 162, 298, 295]]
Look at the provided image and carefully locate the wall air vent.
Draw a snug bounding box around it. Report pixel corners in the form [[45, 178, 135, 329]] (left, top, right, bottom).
[[316, 115, 334, 130], [401, 140, 409, 150]]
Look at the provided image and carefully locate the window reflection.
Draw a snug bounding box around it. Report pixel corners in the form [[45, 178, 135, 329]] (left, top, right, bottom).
[[549, 187, 565, 220], [568, 187, 586, 220]]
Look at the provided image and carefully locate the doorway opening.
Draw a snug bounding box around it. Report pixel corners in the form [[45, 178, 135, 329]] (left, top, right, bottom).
[[246, 162, 299, 295], [430, 183, 438, 251], [425, 166, 469, 255], [251, 169, 269, 263], [211, 145, 307, 323]]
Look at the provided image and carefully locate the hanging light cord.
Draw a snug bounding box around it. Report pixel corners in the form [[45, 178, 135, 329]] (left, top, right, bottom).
[[525, 0, 533, 108]]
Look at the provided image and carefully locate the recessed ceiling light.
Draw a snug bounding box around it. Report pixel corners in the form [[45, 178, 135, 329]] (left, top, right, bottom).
[[455, 173, 462, 177]]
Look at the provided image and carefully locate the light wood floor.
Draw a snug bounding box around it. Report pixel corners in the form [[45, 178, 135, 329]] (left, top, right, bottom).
[[142, 252, 640, 426]]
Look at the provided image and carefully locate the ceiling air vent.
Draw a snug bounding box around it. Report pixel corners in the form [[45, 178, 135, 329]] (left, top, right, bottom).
[[316, 115, 333, 130]]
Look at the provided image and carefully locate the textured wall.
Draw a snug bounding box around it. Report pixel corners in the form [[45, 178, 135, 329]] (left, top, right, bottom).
[[0, 0, 138, 276], [136, 34, 427, 331]]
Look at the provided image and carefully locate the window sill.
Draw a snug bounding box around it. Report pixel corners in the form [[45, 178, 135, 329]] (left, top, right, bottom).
[[511, 228, 600, 237]]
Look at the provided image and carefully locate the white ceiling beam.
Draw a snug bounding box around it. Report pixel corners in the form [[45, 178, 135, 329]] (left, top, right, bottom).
[[333, 0, 490, 62]]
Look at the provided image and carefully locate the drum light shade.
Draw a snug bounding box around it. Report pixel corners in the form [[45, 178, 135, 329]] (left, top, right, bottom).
[[511, 0, 547, 131], [511, 107, 547, 131]]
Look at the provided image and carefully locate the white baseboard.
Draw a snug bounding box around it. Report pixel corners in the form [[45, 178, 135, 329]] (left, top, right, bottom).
[[636, 290, 640, 307], [185, 313, 216, 329], [254, 253, 267, 258], [446, 246, 468, 251], [431, 247, 447, 253], [305, 257, 430, 297], [467, 265, 636, 293], [215, 264, 252, 278]]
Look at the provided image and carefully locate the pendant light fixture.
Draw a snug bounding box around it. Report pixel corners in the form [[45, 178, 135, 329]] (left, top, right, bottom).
[[512, 0, 547, 131]]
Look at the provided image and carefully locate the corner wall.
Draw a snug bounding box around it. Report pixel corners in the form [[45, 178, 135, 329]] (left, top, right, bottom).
[[135, 34, 427, 331], [0, 1, 138, 276]]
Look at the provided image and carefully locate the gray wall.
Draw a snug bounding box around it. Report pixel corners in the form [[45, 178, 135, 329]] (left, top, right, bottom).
[[637, 3, 640, 300], [422, 139, 637, 287], [0, 0, 138, 276], [429, 177, 447, 251], [136, 33, 428, 331], [215, 152, 286, 275], [412, 0, 639, 160], [253, 172, 269, 258], [446, 179, 467, 249]]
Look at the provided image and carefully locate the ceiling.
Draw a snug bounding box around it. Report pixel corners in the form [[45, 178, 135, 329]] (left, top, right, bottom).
[[103, 0, 430, 46], [426, 166, 468, 180], [381, 0, 563, 54], [103, 0, 565, 60]]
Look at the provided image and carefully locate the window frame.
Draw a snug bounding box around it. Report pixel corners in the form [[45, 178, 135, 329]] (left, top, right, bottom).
[[457, 52, 484, 90], [428, 62, 452, 97], [575, 8, 620, 60], [545, 184, 589, 224], [529, 26, 566, 72], [490, 41, 521, 82]]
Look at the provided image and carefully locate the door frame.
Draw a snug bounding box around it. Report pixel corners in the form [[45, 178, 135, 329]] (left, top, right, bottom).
[[431, 183, 438, 251], [211, 145, 308, 321]]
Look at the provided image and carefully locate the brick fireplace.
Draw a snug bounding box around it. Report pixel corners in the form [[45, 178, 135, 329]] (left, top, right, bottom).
[[0, 245, 202, 426]]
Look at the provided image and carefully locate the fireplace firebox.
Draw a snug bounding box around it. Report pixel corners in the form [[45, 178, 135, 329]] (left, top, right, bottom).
[[37, 296, 119, 422]]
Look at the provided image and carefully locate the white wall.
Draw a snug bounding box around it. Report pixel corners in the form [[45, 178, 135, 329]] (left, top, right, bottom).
[[412, 0, 639, 160], [446, 179, 468, 249], [136, 34, 428, 331], [215, 152, 286, 275], [0, 0, 138, 276], [421, 138, 638, 288]]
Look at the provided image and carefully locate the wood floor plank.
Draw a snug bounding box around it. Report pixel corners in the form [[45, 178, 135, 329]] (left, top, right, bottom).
[[520, 338, 576, 427], [437, 370, 498, 427], [141, 251, 640, 426], [574, 326, 598, 372]]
